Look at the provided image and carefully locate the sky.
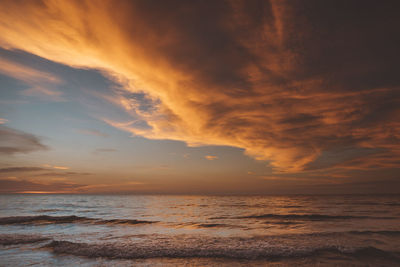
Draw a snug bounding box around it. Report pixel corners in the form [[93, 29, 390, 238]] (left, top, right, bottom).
[[0, 0, 399, 194]]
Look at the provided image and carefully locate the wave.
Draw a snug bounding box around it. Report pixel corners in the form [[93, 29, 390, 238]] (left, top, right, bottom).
[[348, 230, 400, 236], [268, 221, 301, 225], [42, 240, 400, 261], [100, 219, 156, 225], [238, 213, 395, 221], [0, 215, 155, 226], [173, 222, 234, 229], [0, 234, 49, 246], [2, 232, 400, 261], [191, 223, 231, 228], [34, 209, 63, 212], [0, 215, 92, 224], [383, 203, 400, 206], [195, 223, 227, 228]]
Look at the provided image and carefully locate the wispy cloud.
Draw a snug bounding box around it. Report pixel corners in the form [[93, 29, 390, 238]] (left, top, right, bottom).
[[40, 164, 73, 171], [0, 167, 47, 173], [0, 178, 85, 194], [0, 166, 91, 180], [205, 155, 218, 161], [94, 148, 117, 154], [0, 57, 64, 101], [0, 126, 48, 155], [52, 166, 69, 170], [77, 129, 109, 137], [37, 172, 91, 177], [0, 118, 8, 124], [75, 181, 145, 193]]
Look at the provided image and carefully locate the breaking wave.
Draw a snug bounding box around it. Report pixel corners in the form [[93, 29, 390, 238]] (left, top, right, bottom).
[[2, 231, 400, 262], [42, 240, 400, 261]]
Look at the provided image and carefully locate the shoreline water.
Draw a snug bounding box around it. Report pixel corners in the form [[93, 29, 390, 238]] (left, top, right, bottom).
[[1, 194, 399, 266]]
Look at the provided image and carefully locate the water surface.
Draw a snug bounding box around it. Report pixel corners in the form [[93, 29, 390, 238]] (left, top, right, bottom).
[[0, 194, 399, 266]]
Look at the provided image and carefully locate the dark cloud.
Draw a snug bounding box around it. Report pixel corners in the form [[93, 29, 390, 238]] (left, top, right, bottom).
[[109, 0, 400, 171], [0, 0, 398, 175], [0, 179, 85, 193], [0, 126, 48, 155], [0, 166, 91, 179], [37, 172, 92, 177], [0, 167, 47, 173], [303, 147, 385, 171]]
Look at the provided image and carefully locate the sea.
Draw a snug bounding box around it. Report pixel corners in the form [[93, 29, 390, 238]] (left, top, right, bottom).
[[0, 194, 399, 266]]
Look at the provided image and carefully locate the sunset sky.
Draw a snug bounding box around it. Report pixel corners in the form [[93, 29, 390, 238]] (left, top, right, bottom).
[[0, 0, 399, 194]]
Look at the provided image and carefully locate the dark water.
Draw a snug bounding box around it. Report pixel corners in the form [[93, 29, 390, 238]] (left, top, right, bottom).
[[0, 194, 399, 266]]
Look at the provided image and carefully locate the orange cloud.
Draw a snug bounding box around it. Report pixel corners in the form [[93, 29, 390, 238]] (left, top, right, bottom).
[[0, 0, 398, 173], [39, 164, 70, 170], [52, 166, 69, 170], [205, 155, 218, 161]]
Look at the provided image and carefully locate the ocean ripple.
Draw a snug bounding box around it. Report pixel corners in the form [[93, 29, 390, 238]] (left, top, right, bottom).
[[0, 215, 155, 226]]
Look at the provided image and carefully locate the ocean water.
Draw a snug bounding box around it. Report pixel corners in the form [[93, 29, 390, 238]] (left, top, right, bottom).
[[0, 194, 399, 266]]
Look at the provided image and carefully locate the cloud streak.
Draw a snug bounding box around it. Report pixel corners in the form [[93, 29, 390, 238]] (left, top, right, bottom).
[[52, 166, 69, 170], [0, 56, 64, 101], [0, 126, 48, 155], [205, 155, 218, 161], [0, 0, 398, 173], [0, 178, 85, 194], [94, 148, 117, 154], [77, 129, 109, 137], [0, 167, 47, 173]]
